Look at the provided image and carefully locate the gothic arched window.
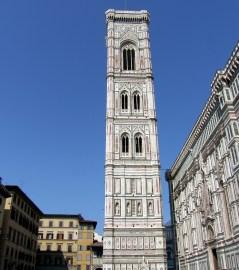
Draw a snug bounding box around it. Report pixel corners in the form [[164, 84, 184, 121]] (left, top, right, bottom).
[[122, 44, 136, 71], [121, 92, 128, 111], [122, 134, 129, 154], [133, 92, 140, 111], [135, 134, 143, 154]]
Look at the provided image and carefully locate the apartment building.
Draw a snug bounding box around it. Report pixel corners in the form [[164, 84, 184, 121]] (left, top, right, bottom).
[[0, 185, 43, 270], [36, 214, 96, 270]]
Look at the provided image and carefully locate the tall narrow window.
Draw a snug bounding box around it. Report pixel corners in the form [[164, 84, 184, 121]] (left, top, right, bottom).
[[121, 92, 128, 110], [133, 92, 140, 111], [122, 46, 136, 71], [122, 134, 129, 154], [123, 49, 127, 70], [135, 134, 143, 154], [132, 49, 135, 70]]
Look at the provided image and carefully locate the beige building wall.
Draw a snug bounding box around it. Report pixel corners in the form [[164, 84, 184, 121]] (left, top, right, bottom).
[[36, 215, 96, 270]]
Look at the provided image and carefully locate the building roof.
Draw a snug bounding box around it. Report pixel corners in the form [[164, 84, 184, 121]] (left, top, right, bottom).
[[42, 214, 84, 219], [5, 185, 43, 215], [0, 184, 11, 198], [106, 9, 149, 23], [170, 41, 239, 178], [41, 214, 97, 228]]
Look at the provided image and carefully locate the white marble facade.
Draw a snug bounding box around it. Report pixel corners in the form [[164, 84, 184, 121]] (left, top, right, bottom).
[[168, 43, 239, 270], [103, 9, 167, 270]]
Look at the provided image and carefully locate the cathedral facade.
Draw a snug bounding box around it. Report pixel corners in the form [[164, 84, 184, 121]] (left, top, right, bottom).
[[167, 42, 239, 270], [103, 9, 167, 270]]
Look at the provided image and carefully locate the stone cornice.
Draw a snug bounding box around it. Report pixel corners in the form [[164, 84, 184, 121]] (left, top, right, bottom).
[[106, 9, 149, 23], [170, 42, 239, 178], [170, 94, 217, 178], [211, 41, 239, 92]]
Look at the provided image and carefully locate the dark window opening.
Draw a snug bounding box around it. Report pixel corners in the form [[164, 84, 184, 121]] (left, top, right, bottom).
[[123, 48, 136, 71], [122, 134, 129, 153], [133, 93, 140, 110], [121, 93, 128, 110], [135, 135, 142, 153]]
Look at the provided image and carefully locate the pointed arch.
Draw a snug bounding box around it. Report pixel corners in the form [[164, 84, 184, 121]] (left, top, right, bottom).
[[121, 133, 129, 154], [133, 91, 141, 111], [135, 133, 143, 154], [121, 91, 129, 111], [121, 43, 136, 71]]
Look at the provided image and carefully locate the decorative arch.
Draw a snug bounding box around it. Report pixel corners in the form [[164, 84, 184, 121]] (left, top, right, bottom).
[[132, 125, 144, 135], [134, 133, 143, 154], [120, 30, 138, 46], [92, 267, 103, 270], [121, 133, 130, 154], [121, 42, 136, 71], [121, 91, 129, 110], [133, 91, 141, 111]]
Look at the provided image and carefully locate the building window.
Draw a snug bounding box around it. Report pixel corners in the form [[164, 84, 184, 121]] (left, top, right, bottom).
[[68, 245, 73, 252], [122, 134, 129, 154], [57, 244, 62, 251], [57, 232, 64, 240], [38, 233, 43, 240], [46, 244, 51, 251], [68, 233, 73, 240], [123, 46, 135, 71], [224, 87, 232, 101], [49, 221, 53, 227], [69, 221, 73, 227], [133, 92, 140, 111], [135, 134, 143, 154], [121, 92, 128, 111], [59, 221, 63, 227], [46, 233, 54, 240]]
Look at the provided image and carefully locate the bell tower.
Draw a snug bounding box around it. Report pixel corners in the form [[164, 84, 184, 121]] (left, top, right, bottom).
[[103, 9, 167, 270]]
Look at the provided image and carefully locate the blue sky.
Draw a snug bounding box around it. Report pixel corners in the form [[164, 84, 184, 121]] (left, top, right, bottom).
[[0, 1, 238, 233]]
